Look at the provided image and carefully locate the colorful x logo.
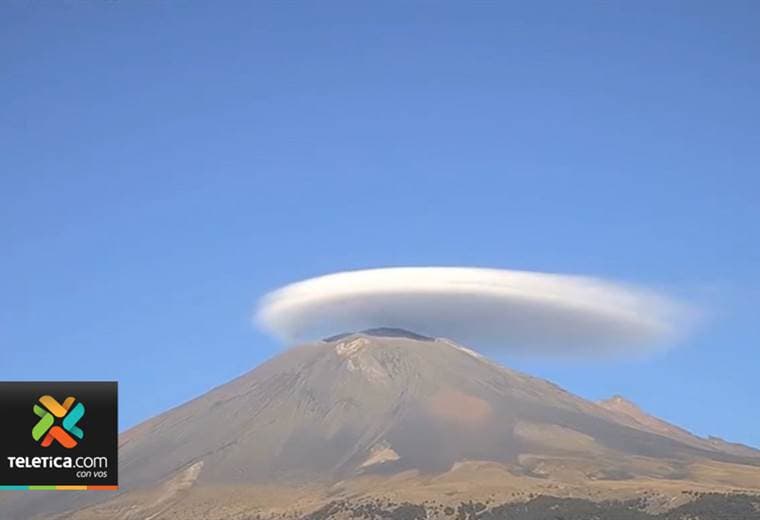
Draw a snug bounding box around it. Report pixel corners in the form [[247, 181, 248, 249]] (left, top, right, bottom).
[[32, 395, 85, 448]]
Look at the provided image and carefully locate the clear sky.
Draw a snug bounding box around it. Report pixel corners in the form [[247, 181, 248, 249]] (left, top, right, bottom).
[[1, 2, 758, 446]]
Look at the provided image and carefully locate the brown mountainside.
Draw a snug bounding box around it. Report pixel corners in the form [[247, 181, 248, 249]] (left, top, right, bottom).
[[4, 329, 759, 520]]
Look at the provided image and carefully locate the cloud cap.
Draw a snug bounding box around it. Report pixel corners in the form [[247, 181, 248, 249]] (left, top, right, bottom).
[[256, 267, 694, 357]]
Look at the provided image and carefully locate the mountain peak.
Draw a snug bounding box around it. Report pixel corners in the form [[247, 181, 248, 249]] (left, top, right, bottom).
[[361, 327, 434, 340], [599, 394, 697, 442], [600, 394, 641, 410], [324, 327, 434, 342]]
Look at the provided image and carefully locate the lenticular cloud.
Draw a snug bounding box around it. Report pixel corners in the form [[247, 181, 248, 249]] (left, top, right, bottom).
[[255, 267, 693, 357]]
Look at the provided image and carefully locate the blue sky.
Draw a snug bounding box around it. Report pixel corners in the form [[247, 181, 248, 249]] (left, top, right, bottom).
[[1, 3, 758, 446]]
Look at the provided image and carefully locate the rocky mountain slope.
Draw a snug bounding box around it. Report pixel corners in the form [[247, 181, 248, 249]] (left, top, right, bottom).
[[4, 329, 759, 519]]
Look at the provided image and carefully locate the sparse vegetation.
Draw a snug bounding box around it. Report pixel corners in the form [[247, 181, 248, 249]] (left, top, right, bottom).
[[301, 493, 760, 520]]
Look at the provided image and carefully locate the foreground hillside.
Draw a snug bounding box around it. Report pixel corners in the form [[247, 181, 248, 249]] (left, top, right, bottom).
[[305, 493, 760, 520]]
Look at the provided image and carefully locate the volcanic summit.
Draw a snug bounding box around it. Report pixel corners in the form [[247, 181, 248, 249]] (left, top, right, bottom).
[[5, 329, 760, 519]]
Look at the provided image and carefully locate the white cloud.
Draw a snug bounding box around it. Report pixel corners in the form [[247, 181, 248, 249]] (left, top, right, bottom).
[[255, 267, 695, 357]]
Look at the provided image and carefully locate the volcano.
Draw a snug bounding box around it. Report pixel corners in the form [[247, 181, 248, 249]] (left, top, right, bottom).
[[5, 329, 760, 519]]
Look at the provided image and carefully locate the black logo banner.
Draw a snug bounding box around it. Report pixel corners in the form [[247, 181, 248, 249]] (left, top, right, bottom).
[[0, 381, 118, 489]]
